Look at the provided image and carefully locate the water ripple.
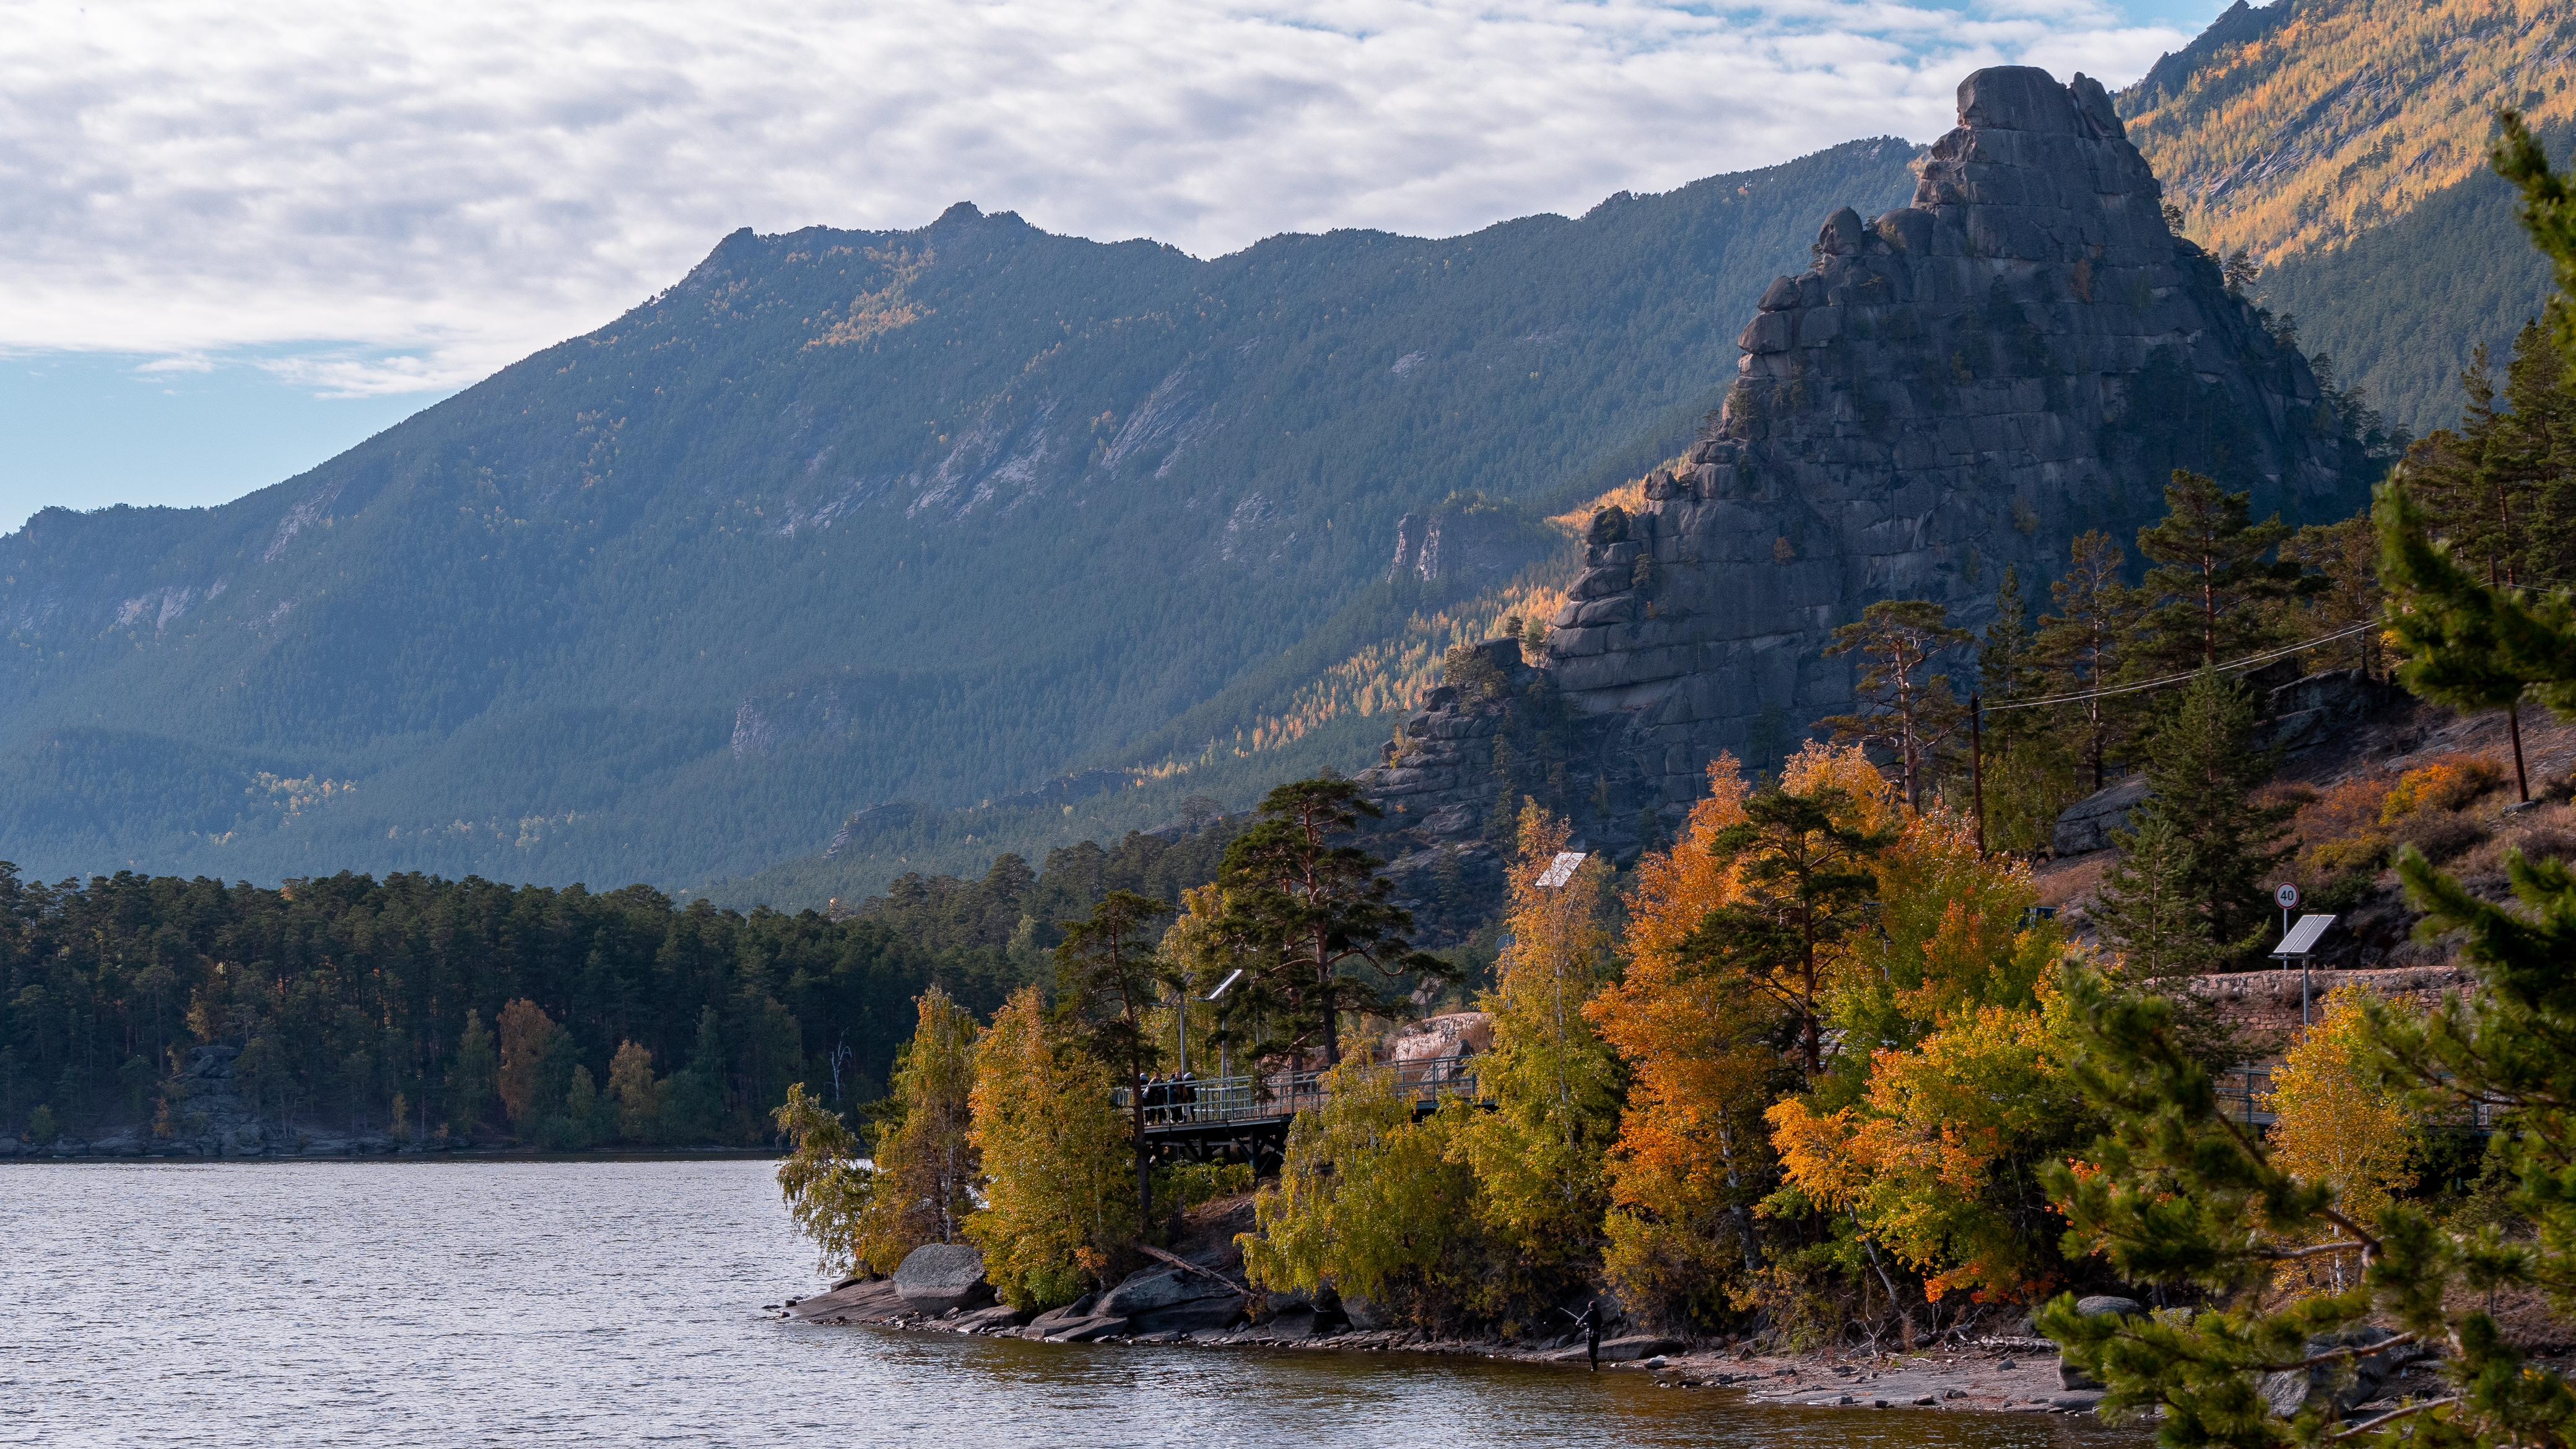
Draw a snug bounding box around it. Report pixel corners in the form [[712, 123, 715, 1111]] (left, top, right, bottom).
[[1, 1160, 2132, 1448]]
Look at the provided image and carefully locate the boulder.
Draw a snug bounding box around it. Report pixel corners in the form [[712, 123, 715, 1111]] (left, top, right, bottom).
[[2060, 1296, 2143, 1389], [2261, 1326, 2418, 1417], [952, 1303, 1033, 1333], [1042, 1313, 1131, 1344], [894, 1243, 994, 1315], [1599, 1334, 1687, 1363], [1099, 1268, 1230, 1318], [1024, 1294, 1103, 1338], [2054, 778, 2149, 857]]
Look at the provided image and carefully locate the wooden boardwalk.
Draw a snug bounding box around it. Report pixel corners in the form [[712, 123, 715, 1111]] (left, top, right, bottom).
[[1116, 1054, 1478, 1170]]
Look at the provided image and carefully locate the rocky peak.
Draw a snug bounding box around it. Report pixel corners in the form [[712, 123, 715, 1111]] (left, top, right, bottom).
[[1357, 67, 2384, 923]]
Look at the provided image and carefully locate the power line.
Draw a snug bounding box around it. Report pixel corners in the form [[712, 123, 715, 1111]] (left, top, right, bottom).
[[1982, 617, 2385, 713]]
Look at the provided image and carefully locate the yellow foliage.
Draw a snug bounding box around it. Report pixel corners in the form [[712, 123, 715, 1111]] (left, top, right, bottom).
[[849, 985, 981, 1274], [2381, 756, 2504, 823], [2127, 0, 2576, 264], [965, 987, 1138, 1310], [1779, 739, 1900, 836], [773, 1082, 872, 1277], [2263, 986, 2417, 1290], [805, 245, 935, 347], [1453, 801, 1623, 1269], [1769, 983, 2082, 1302], [1861, 807, 2054, 1019]]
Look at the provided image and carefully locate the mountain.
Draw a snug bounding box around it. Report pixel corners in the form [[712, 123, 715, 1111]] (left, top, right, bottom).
[[2118, 0, 2576, 433], [1354, 66, 2391, 929], [0, 141, 1920, 895]]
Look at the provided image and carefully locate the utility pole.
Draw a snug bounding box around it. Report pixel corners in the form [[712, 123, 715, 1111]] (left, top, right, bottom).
[[1970, 694, 1986, 857]]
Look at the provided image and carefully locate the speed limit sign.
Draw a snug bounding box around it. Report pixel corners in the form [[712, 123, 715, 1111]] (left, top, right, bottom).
[[2276, 884, 2300, 911]]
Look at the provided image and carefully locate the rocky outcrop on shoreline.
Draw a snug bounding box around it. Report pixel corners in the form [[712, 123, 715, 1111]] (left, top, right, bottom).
[[772, 1196, 2195, 1416]]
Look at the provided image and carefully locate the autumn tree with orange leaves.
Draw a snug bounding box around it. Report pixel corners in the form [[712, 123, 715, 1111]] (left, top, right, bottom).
[[1765, 809, 2094, 1312], [1586, 745, 1899, 1325]]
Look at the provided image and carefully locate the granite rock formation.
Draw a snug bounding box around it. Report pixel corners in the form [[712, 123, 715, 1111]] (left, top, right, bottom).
[[1358, 66, 2386, 929]]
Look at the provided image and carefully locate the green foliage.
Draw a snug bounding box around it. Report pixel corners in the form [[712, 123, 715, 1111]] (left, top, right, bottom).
[[2037, 529, 2143, 792], [1453, 803, 1623, 1279], [2496, 111, 2576, 375], [1153, 1160, 1254, 1216], [2260, 119, 2574, 440], [448, 1010, 497, 1134], [1680, 783, 1895, 1077], [2134, 470, 2303, 672], [2125, 672, 2294, 968], [0, 864, 991, 1144], [1052, 888, 1176, 1223], [774, 1082, 874, 1277], [852, 986, 982, 1272], [2095, 815, 2226, 982], [2034, 132, 2576, 1445], [1242, 1061, 1484, 1321]]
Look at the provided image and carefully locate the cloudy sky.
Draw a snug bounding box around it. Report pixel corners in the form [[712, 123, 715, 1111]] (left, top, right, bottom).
[[0, 0, 2219, 528]]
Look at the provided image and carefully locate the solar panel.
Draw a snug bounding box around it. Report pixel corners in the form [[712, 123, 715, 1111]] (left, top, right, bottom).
[[2272, 913, 2335, 957], [1536, 851, 1589, 889]]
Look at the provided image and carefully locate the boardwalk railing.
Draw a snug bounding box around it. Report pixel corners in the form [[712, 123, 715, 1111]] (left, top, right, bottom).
[[2217, 1061, 2497, 1133], [1115, 1054, 1479, 1132], [2217, 1064, 2276, 1128]]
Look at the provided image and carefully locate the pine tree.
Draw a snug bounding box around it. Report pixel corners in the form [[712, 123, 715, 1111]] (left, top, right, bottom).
[[2091, 814, 2223, 983], [1216, 778, 1447, 1068], [1979, 567, 2082, 851], [1054, 889, 1176, 1227], [2278, 516, 2384, 677], [2037, 530, 2139, 792], [2133, 470, 2301, 673], [1679, 770, 1895, 1077], [1817, 598, 1972, 811], [1977, 567, 2043, 733], [2037, 133, 2576, 1445], [2128, 671, 2292, 966], [447, 1010, 497, 1134]]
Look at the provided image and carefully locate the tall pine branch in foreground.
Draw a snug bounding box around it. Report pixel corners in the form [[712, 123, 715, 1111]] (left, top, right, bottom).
[[2039, 117, 2576, 1449]]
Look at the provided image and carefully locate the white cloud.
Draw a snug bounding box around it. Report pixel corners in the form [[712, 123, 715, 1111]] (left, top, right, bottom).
[[0, 0, 2190, 395]]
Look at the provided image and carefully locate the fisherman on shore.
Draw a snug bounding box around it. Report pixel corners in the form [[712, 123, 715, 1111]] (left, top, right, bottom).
[[1570, 1299, 1602, 1371]]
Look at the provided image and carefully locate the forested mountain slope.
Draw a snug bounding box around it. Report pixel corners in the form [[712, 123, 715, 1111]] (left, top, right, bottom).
[[2119, 0, 2576, 432], [0, 140, 1919, 895]]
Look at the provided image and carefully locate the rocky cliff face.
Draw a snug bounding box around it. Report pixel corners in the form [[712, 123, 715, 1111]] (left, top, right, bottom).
[[1359, 67, 2385, 931]]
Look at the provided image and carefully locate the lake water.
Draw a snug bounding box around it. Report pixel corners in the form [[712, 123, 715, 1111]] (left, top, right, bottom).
[[2, 1159, 2128, 1447]]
